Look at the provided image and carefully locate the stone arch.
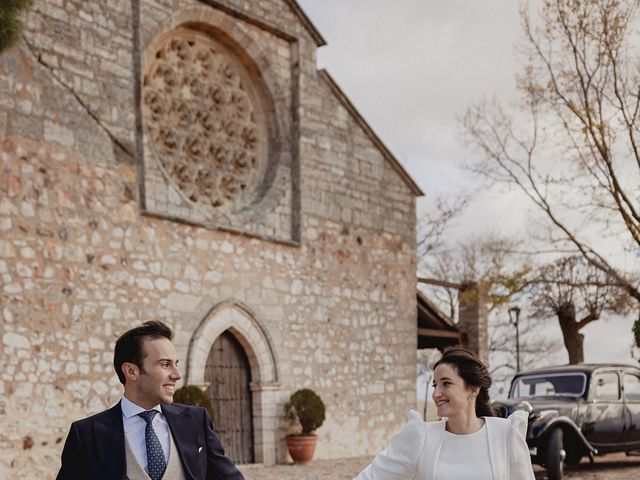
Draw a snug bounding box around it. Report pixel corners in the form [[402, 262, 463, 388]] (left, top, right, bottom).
[[184, 300, 281, 465], [186, 299, 278, 386]]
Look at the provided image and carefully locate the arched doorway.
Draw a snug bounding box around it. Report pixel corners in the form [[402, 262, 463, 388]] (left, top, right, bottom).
[[205, 330, 254, 463], [186, 300, 281, 464]]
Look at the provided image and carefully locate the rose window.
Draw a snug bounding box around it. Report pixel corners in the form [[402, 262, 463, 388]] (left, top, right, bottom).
[[142, 31, 266, 213]]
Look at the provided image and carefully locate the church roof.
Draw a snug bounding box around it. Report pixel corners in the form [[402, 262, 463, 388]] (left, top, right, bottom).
[[286, 0, 327, 46], [213, 1, 423, 196], [320, 70, 425, 197]]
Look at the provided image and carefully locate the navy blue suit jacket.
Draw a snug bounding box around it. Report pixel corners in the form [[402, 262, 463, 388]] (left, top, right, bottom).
[[56, 401, 245, 480]]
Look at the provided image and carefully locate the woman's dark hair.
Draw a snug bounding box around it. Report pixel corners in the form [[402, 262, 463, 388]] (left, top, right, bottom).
[[113, 320, 173, 385], [434, 347, 495, 417]]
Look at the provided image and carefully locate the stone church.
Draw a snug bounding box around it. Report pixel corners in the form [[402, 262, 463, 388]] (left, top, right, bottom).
[[0, 0, 424, 476]]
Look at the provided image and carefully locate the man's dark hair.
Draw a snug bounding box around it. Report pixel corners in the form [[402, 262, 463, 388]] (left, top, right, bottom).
[[113, 320, 173, 385]]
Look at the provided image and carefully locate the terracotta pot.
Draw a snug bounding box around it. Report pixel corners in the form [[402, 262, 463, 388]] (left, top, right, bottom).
[[285, 434, 317, 464]]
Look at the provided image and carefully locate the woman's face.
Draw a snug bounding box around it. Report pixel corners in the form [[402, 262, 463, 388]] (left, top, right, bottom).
[[432, 362, 477, 419]]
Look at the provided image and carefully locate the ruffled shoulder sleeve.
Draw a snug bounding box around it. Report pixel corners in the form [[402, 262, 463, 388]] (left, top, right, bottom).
[[353, 410, 426, 480], [507, 411, 536, 480], [508, 410, 529, 439]]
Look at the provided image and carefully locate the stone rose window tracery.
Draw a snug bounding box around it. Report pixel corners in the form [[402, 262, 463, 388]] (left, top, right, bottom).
[[142, 30, 267, 214]]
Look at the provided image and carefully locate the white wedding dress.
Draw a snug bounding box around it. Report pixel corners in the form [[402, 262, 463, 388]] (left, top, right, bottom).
[[353, 410, 535, 480]]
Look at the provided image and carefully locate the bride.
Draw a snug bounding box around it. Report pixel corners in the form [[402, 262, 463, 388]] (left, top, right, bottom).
[[353, 348, 535, 480]]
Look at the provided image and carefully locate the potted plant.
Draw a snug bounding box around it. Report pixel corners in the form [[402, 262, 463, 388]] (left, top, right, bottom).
[[284, 388, 326, 464]]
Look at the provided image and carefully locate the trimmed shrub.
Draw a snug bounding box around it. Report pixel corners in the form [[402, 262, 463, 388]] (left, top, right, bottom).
[[284, 388, 325, 436], [173, 385, 215, 421]]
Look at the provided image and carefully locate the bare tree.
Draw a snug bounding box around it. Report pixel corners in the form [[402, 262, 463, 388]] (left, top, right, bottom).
[[419, 227, 550, 369], [530, 255, 631, 363], [417, 195, 469, 319], [462, 0, 640, 343], [420, 233, 531, 319], [416, 200, 554, 397], [417, 195, 469, 259], [488, 306, 562, 393]]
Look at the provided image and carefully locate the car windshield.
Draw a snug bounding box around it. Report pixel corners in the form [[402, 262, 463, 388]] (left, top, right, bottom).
[[510, 373, 587, 398]]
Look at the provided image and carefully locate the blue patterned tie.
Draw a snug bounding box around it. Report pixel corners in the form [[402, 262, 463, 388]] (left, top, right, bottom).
[[138, 410, 166, 480]]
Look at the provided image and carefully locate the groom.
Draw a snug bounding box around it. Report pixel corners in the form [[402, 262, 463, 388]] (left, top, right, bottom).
[[57, 320, 245, 480]]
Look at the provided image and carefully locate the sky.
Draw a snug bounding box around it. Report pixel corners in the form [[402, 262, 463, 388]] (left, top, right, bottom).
[[297, 0, 638, 368]]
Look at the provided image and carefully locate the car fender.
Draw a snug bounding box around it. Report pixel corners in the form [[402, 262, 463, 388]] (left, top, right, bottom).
[[536, 416, 598, 454]]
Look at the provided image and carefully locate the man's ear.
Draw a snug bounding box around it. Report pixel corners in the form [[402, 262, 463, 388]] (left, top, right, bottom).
[[122, 362, 140, 382]]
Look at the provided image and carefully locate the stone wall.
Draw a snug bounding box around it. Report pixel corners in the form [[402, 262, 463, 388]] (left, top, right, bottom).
[[0, 0, 419, 477]]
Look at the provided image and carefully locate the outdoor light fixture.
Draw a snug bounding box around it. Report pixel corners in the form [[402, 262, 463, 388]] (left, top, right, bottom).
[[508, 306, 521, 373]]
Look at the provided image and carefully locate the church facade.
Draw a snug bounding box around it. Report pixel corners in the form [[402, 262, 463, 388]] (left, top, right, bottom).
[[0, 1, 422, 476]]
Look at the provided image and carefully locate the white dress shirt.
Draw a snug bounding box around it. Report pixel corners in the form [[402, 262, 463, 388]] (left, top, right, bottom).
[[121, 396, 171, 473]]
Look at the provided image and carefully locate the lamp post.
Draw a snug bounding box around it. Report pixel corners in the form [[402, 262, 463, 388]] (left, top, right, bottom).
[[508, 306, 521, 373]]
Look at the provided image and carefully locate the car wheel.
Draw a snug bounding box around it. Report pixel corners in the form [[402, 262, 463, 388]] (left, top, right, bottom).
[[546, 428, 566, 480]]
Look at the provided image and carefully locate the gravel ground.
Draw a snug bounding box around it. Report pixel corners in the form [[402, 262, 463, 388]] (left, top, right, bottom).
[[534, 452, 640, 479], [238, 456, 371, 480], [238, 453, 640, 480]]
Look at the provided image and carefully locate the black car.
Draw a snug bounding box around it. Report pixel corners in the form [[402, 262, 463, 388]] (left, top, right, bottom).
[[492, 363, 640, 480]]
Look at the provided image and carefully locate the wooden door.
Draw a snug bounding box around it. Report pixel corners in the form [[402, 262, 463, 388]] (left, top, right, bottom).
[[205, 331, 254, 463]]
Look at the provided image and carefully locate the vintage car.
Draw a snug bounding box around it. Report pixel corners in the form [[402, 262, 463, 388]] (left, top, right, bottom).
[[492, 363, 640, 480]]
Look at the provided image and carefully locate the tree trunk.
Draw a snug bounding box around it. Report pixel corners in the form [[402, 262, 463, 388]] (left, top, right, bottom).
[[556, 302, 584, 364]]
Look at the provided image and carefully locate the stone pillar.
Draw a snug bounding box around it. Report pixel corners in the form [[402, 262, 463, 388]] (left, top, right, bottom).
[[250, 382, 282, 465], [457, 282, 488, 364]]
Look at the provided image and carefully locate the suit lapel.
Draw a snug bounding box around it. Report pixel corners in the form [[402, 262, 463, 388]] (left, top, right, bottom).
[[94, 402, 126, 478], [163, 404, 200, 480]]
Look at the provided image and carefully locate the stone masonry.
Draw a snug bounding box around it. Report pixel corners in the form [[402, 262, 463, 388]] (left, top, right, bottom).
[[0, 1, 422, 477]]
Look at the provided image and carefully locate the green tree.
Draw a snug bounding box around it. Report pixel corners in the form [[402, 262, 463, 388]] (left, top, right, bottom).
[[463, 0, 640, 346], [0, 0, 33, 53]]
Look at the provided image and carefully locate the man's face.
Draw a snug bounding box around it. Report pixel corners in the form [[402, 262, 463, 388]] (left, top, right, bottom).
[[134, 337, 182, 408]]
